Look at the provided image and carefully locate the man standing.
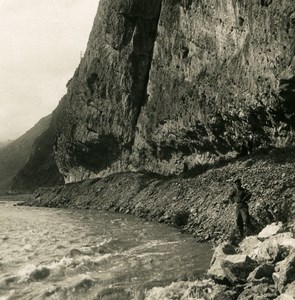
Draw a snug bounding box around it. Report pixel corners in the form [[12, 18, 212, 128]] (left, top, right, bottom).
[[229, 178, 252, 238]]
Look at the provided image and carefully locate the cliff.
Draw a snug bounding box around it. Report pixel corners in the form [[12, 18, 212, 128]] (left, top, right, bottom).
[[13, 0, 295, 189], [0, 115, 55, 192]]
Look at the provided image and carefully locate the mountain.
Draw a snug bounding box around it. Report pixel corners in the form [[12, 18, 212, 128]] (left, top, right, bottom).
[[13, 0, 295, 190], [0, 115, 63, 192], [0, 140, 13, 148]]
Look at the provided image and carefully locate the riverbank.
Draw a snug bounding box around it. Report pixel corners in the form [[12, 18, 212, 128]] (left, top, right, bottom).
[[143, 222, 295, 299], [21, 146, 295, 243]]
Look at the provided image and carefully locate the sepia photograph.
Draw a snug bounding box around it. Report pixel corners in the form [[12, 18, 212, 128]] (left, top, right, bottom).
[[0, 0, 294, 299]]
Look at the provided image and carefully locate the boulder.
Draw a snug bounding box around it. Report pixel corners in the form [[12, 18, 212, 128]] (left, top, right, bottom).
[[221, 255, 257, 284], [239, 236, 262, 256], [285, 281, 295, 296], [276, 295, 295, 300], [246, 235, 295, 264], [210, 243, 236, 266], [208, 254, 257, 285], [239, 231, 294, 265], [29, 267, 50, 281], [278, 281, 295, 299], [258, 222, 284, 239], [143, 279, 238, 300], [272, 250, 295, 293], [247, 264, 275, 284], [247, 238, 281, 263], [277, 236, 295, 254]]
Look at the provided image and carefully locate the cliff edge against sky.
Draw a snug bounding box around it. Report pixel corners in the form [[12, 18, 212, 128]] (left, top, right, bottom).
[[14, 0, 295, 189]]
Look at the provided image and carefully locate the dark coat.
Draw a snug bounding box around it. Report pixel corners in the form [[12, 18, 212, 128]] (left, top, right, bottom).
[[229, 187, 252, 208]]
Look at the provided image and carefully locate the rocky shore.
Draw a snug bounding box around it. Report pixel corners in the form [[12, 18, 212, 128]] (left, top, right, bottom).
[[22, 147, 294, 244], [19, 146, 295, 299], [142, 222, 295, 300]]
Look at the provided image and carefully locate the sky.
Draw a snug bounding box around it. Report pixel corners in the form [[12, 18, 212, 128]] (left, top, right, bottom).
[[0, 0, 99, 141]]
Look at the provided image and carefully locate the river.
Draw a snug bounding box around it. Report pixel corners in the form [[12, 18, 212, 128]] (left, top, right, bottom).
[[0, 200, 213, 300]]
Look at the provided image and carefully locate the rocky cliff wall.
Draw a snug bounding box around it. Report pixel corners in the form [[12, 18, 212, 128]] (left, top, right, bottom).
[[14, 0, 295, 187], [132, 0, 295, 174], [53, 0, 162, 183]]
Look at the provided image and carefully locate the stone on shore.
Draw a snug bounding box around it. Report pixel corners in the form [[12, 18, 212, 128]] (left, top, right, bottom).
[[239, 236, 262, 257], [272, 250, 295, 293], [144, 279, 238, 300], [277, 295, 295, 300], [247, 264, 275, 284], [209, 243, 236, 266], [145, 223, 294, 300], [277, 281, 295, 300], [240, 233, 295, 264], [258, 222, 284, 240], [208, 254, 257, 284]]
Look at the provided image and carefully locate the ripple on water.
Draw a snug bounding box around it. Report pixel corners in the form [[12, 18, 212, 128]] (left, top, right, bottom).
[[0, 201, 213, 299]]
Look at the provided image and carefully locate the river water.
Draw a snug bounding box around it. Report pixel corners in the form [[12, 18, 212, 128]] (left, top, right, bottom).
[[0, 200, 212, 300]]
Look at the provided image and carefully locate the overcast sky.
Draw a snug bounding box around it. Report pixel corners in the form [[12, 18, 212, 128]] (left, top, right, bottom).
[[0, 0, 99, 141]]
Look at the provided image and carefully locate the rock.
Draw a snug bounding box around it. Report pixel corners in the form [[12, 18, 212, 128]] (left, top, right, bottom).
[[208, 254, 257, 285], [70, 275, 94, 292], [277, 236, 295, 254], [276, 295, 295, 300], [210, 243, 236, 266], [275, 232, 294, 239], [221, 255, 257, 284], [30, 267, 50, 281], [209, 285, 238, 300], [237, 283, 277, 300], [143, 279, 237, 300], [278, 281, 295, 299], [239, 236, 262, 256], [273, 250, 295, 293], [247, 264, 275, 285], [246, 238, 281, 263], [258, 222, 284, 239], [244, 234, 295, 264]]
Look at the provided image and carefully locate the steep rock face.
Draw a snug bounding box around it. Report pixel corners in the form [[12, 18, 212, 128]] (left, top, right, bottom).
[[132, 0, 295, 174], [16, 0, 295, 186], [53, 0, 162, 183]]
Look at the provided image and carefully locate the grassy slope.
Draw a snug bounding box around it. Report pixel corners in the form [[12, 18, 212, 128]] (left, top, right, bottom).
[[0, 115, 51, 193], [24, 146, 295, 243]]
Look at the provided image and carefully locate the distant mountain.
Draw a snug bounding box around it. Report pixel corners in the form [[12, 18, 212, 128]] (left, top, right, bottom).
[[11, 111, 65, 192], [0, 115, 54, 192], [0, 140, 13, 148]]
